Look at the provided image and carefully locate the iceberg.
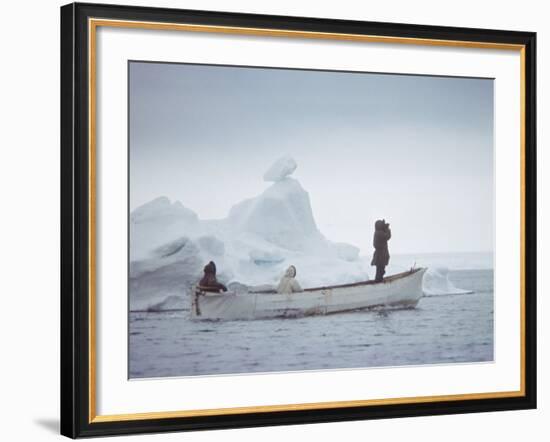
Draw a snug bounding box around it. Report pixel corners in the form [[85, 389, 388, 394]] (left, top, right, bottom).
[[129, 156, 367, 311], [130, 196, 198, 225], [129, 237, 203, 311], [422, 267, 474, 296], [130, 197, 200, 261], [128, 155, 477, 312], [197, 235, 225, 257], [227, 177, 323, 250], [334, 242, 360, 262], [263, 155, 297, 182]]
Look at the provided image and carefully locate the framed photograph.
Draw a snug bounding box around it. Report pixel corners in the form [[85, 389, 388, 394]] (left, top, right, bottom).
[[60, 2, 536, 438]]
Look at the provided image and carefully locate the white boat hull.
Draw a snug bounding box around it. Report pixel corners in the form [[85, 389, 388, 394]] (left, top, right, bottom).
[[191, 268, 427, 321]]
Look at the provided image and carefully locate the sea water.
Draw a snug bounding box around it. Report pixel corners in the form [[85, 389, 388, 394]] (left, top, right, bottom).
[[129, 266, 494, 378]]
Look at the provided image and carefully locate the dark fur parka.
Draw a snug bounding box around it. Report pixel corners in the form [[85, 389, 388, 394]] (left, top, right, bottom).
[[199, 261, 227, 292], [371, 220, 391, 267]]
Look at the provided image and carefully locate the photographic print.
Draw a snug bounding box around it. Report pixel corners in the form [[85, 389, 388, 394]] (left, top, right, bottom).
[[61, 5, 536, 436], [128, 61, 494, 379]]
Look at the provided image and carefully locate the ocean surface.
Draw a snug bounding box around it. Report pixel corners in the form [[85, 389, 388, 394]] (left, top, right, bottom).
[[129, 267, 494, 378]]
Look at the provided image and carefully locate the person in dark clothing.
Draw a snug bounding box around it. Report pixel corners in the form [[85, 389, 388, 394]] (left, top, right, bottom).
[[371, 219, 391, 282], [199, 261, 228, 292]]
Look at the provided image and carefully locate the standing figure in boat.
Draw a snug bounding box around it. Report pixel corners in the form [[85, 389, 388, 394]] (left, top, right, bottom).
[[371, 219, 391, 282], [277, 265, 303, 294], [199, 261, 228, 292]]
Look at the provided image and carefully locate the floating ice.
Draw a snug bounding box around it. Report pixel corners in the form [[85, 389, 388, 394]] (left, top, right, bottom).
[[334, 242, 360, 262], [129, 159, 370, 311], [129, 237, 203, 311], [131, 196, 198, 225], [197, 236, 225, 257], [263, 155, 297, 182], [249, 248, 285, 265], [130, 197, 200, 260], [423, 267, 473, 296], [228, 177, 322, 250]]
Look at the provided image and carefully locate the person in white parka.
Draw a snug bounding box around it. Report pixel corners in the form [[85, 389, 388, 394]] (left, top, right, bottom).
[[277, 265, 303, 294]]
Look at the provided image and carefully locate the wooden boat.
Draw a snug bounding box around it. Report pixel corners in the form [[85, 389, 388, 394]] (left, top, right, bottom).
[[191, 267, 427, 321]]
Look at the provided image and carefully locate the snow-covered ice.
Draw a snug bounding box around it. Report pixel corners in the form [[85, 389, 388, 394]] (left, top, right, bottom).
[[130, 157, 370, 310], [263, 155, 297, 182]]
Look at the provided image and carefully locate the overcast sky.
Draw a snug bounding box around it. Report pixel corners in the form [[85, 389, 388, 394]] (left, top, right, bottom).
[[129, 61, 494, 255]]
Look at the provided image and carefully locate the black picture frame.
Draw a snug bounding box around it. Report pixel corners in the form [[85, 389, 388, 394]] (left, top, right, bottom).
[[61, 2, 537, 438]]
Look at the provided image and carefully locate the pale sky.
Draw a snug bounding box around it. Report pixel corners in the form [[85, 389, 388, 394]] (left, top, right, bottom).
[[129, 61, 494, 255]]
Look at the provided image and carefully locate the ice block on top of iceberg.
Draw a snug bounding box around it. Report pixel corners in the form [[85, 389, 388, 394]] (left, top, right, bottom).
[[263, 155, 298, 182]]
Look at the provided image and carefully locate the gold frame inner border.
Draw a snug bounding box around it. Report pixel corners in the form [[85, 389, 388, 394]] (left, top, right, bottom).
[[87, 17, 527, 424]]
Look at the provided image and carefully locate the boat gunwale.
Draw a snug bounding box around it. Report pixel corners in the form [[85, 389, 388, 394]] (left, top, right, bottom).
[[194, 267, 426, 296], [302, 267, 425, 292]]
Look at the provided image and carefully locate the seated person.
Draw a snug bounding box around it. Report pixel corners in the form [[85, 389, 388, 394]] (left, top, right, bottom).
[[277, 265, 303, 294], [199, 261, 228, 292]]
